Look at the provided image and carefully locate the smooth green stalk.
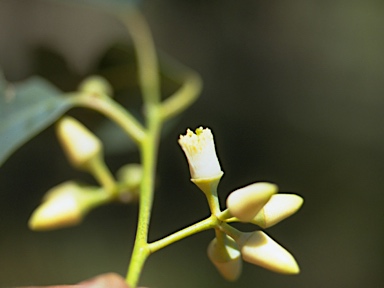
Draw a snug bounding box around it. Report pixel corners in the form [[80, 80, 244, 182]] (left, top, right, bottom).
[[191, 175, 223, 216], [148, 215, 218, 253], [217, 209, 233, 221], [118, 7, 161, 105], [118, 6, 162, 287], [126, 105, 161, 287], [160, 70, 202, 121], [218, 222, 243, 242], [70, 93, 146, 144], [214, 226, 227, 248], [87, 156, 117, 198], [205, 189, 221, 216]]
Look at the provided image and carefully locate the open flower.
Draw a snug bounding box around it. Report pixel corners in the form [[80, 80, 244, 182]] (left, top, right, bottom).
[[178, 127, 223, 180]]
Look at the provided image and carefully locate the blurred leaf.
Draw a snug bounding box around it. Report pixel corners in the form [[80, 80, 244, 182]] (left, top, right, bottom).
[[0, 76, 75, 166]]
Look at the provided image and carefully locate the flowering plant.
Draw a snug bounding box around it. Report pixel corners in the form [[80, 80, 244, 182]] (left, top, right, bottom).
[[178, 127, 303, 280], [0, 2, 303, 287]]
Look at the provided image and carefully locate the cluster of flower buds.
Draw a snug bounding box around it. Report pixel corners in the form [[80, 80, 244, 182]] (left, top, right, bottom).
[[179, 127, 303, 281], [29, 116, 143, 231]]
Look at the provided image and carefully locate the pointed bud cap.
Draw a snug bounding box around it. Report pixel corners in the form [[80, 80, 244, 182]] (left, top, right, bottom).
[[252, 194, 304, 228], [226, 182, 277, 222], [207, 235, 242, 281], [28, 181, 108, 231], [29, 182, 85, 230], [178, 127, 223, 181], [56, 116, 102, 170], [239, 231, 300, 274]]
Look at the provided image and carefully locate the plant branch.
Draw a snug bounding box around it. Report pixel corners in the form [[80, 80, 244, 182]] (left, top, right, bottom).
[[160, 69, 202, 121], [69, 93, 146, 144], [118, 7, 161, 105], [126, 105, 162, 287], [148, 215, 218, 254]]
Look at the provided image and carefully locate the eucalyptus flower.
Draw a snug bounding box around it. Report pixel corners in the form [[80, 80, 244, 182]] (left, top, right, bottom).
[[178, 127, 223, 180]]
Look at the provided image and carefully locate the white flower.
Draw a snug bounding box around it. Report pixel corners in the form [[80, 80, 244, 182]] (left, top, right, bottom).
[[238, 231, 300, 274], [178, 127, 222, 180]]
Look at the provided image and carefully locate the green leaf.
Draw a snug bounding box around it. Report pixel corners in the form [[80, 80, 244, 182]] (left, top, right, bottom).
[[0, 76, 75, 166]]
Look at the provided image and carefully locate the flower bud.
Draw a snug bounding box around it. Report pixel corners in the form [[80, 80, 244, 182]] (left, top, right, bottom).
[[252, 194, 304, 228], [79, 75, 113, 98], [28, 181, 107, 231], [116, 164, 143, 202], [178, 127, 223, 180], [56, 116, 102, 170], [238, 231, 300, 274], [226, 182, 277, 222], [207, 235, 242, 281]]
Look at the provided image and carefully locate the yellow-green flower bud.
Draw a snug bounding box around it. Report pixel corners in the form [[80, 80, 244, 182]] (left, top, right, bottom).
[[226, 182, 277, 222], [116, 164, 143, 202], [238, 231, 300, 274], [252, 194, 304, 228], [79, 75, 113, 98], [29, 182, 86, 231], [207, 235, 242, 281], [56, 116, 102, 171], [178, 127, 223, 180], [29, 181, 109, 231]]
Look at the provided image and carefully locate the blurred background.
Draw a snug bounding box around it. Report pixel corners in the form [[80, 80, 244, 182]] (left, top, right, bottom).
[[1, 0, 384, 287]]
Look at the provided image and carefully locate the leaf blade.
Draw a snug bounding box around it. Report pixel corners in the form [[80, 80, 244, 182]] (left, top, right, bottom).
[[0, 76, 75, 166]]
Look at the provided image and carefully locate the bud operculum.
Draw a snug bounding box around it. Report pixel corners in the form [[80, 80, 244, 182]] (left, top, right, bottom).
[[207, 234, 242, 281]]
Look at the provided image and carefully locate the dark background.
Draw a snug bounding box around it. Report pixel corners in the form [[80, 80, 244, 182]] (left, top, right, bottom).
[[1, 0, 384, 287]]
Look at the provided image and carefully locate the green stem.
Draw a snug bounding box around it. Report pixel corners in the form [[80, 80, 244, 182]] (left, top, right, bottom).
[[87, 156, 117, 198], [117, 7, 163, 287], [214, 226, 226, 246], [70, 93, 145, 144], [192, 174, 223, 216], [118, 7, 161, 104], [148, 215, 218, 253], [218, 222, 242, 242], [160, 69, 202, 121], [205, 189, 221, 216], [126, 105, 162, 287], [217, 209, 232, 221]]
